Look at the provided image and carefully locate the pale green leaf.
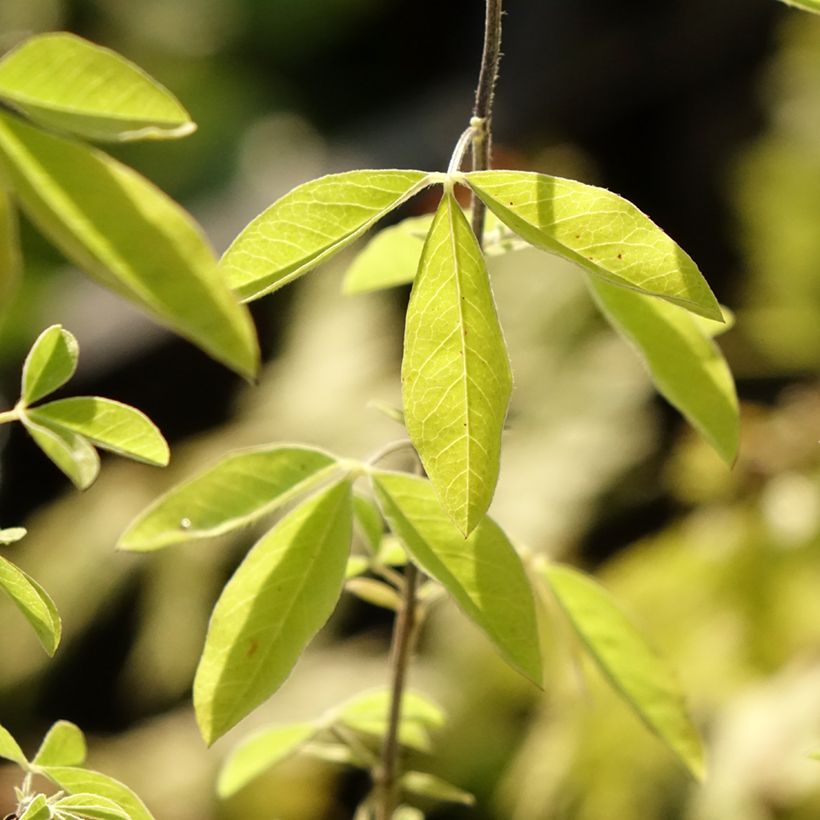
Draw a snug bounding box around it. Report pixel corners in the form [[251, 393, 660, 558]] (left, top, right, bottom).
[[353, 494, 382, 552], [0, 554, 61, 655], [336, 688, 445, 731], [779, 0, 820, 12], [0, 526, 26, 544], [19, 795, 50, 820], [393, 807, 425, 820], [194, 480, 353, 743], [52, 793, 129, 820], [27, 397, 169, 466], [372, 472, 542, 685], [0, 187, 21, 307], [400, 772, 475, 806], [0, 723, 27, 766], [464, 170, 722, 320], [542, 563, 705, 780], [21, 414, 100, 489], [217, 723, 315, 798], [299, 741, 361, 767], [588, 277, 739, 464], [41, 767, 154, 820], [119, 445, 338, 551], [345, 577, 402, 611], [402, 193, 512, 535], [0, 33, 194, 142], [366, 400, 405, 426], [220, 170, 432, 302], [345, 555, 370, 579], [32, 721, 86, 767], [377, 535, 408, 567], [21, 325, 79, 405], [0, 111, 258, 379]]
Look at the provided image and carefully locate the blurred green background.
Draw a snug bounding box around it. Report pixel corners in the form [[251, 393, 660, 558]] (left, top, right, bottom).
[[2, 0, 820, 818]]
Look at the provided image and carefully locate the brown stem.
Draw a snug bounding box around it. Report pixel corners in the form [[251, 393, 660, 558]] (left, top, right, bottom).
[[471, 0, 504, 246]]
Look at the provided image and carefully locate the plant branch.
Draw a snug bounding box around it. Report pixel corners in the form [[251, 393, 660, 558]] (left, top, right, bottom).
[[471, 0, 504, 246]]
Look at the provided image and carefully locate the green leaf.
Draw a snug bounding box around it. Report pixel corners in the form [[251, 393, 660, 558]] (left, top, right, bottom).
[[0, 723, 27, 767], [353, 494, 383, 553], [0, 33, 194, 142], [542, 563, 705, 780], [0, 554, 60, 655], [41, 767, 154, 820], [119, 445, 338, 551], [0, 111, 258, 379], [52, 793, 130, 820], [588, 277, 738, 463], [19, 795, 50, 820], [217, 723, 316, 798], [345, 577, 402, 611], [402, 193, 512, 535], [21, 325, 79, 406], [372, 472, 542, 685], [464, 170, 722, 321], [21, 414, 100, 489], [300, 741, 362, 767], [194, 480, 353, 744], [779, 0, 820, 12], [27, 397, 169, 466], [220, 170, 432, 302], [32, 721, 86, 767], [345, 555, 370, 579], [0, 526, 27, 544], [376, 535, 408, 567], [393, 807, 425, 820], [0, 187, 21, 306], [400, 772, 475, 806]]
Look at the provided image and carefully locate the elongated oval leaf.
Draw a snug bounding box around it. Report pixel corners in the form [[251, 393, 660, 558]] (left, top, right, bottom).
[[402, 193, 512, 535], [33, 721, 86, 767], [19, 794, 50, 820], [0, 33, 194, 142], [587, 277, 738, 463], [194, 480, 353, 744], [0, 527, 27, 544], [542, 563, 705, 780], [345, 577, 402, 611], [353, 494, 383, 553], [464, 170, 722, 320], [220, 170, 431, 302], [0, 555, 61, 655], [21, 325, 79, 406], [0, 723, 27, 767], [41, 767, 154, 820], [53, 793, 129, 820], [0, 112, 258, 379], [401, 771, 475, 806], [372, 472, 541, 685], [119, 445, 338, 551], [28, 397, 169, 466], [779, 0, 820, 11], [21, 414, 100, 489], [217, 723, 315, 798], [0, 187, 21, 307]]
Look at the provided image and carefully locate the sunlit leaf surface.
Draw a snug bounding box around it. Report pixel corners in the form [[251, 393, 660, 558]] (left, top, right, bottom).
[[0, 555, 61, 655], [21, 325, 78, 406]]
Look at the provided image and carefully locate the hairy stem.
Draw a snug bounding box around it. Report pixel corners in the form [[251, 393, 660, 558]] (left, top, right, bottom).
[[471, 0, 504, 246]]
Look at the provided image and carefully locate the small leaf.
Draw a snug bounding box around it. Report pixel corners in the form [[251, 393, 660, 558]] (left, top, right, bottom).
[[393, 807, 425, 820], [0, 526, 26, 544], [779, 0, 820, 11], [32, 721, 86, 767], [0, 554, 60, 655], [377, 535, 408, 567], [345, 577, 402, 611], [373, 472, 542, 685], [220, 170, 432, 302], [0, 187, 21, 306], [21, 414, 100, 490], [52, 794, 129, 820], [41, 767, 154, 820], [402, 193, 512, 535], [27, 397, 169, 466], [0, 33, 194, 142], [194, 480, 353, 744], [587, 277, 739, 463], [367, 400, 405, 426], [300, 741, 362, 767], [0, 111, 258, 379], [401, 771, 475, 806], [353, 494, 383, 553], [345, 555, 370, 580], [464, 170, 722, 320], [0, 723, 27, 767], [18, 795, 50, 820], [217, 723, 315, 798], [21, 325, 79, 406], [542, 563, 705, 780], [119, 445, 338, 551]]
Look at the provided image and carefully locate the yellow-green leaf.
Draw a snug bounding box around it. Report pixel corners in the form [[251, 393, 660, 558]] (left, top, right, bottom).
[[0, 111, 258, 379], [19, 794, 49, 820], [221, 170, 431, 302], [0, 723, 27, 767], [52, 793, 129, 820], [194, 480, 353, 744], [0, 187, 21, 308], [464, 170, 722, 321], [41, 767, 154, 820], [401, 771, 475, 806], [345, 577, 402, 611], [0, 33, 194, 142], [402, 193, 511, 535], [21, 414, 100, 489], [32, 721, 86, 767], [0, 554, 61, 655], [21, 325, 79, 406], [779, 0, 820, 12]]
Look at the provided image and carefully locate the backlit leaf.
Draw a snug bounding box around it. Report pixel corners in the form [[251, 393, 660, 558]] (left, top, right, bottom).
[[52, 793, 129, 820], [345, 577, 402, 611], [194, 480, 353, 743], [779, 0, 820, 12], [28, 397, 169, 466], [353, 494, 382, 552], [402, 193, 511, 535], [217, 723, 315, 798], [373, 472, 541, 685], [19, 794, 49, 820], [21, 414, 100, 489], [0, 527, 26, 544], [0, 111, 258, 379], [119, 445, 338, 551], [21, 325, 79, 405], [588, 277, 738, 463], [401, 771, 475, 806], [464, 170, 722, 320], [41, 767, 154, 820], [393, 807, 425, 820], [220, 170, 431, 302], [337, 688, 445, 731], [0, 723, 27, 766], [0, 187, 20, 307], [0, 555, 60, 655], [542, 563, 705, 780], [32, 721, 86, 767], [345, 555, 370, 579]]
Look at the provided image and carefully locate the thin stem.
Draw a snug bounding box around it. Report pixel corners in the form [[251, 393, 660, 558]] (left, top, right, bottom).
[[471, 0, 504, 245], [374, 562, 419, 820], [447, 125, 476, 177], [366, 439, 414, 467]]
